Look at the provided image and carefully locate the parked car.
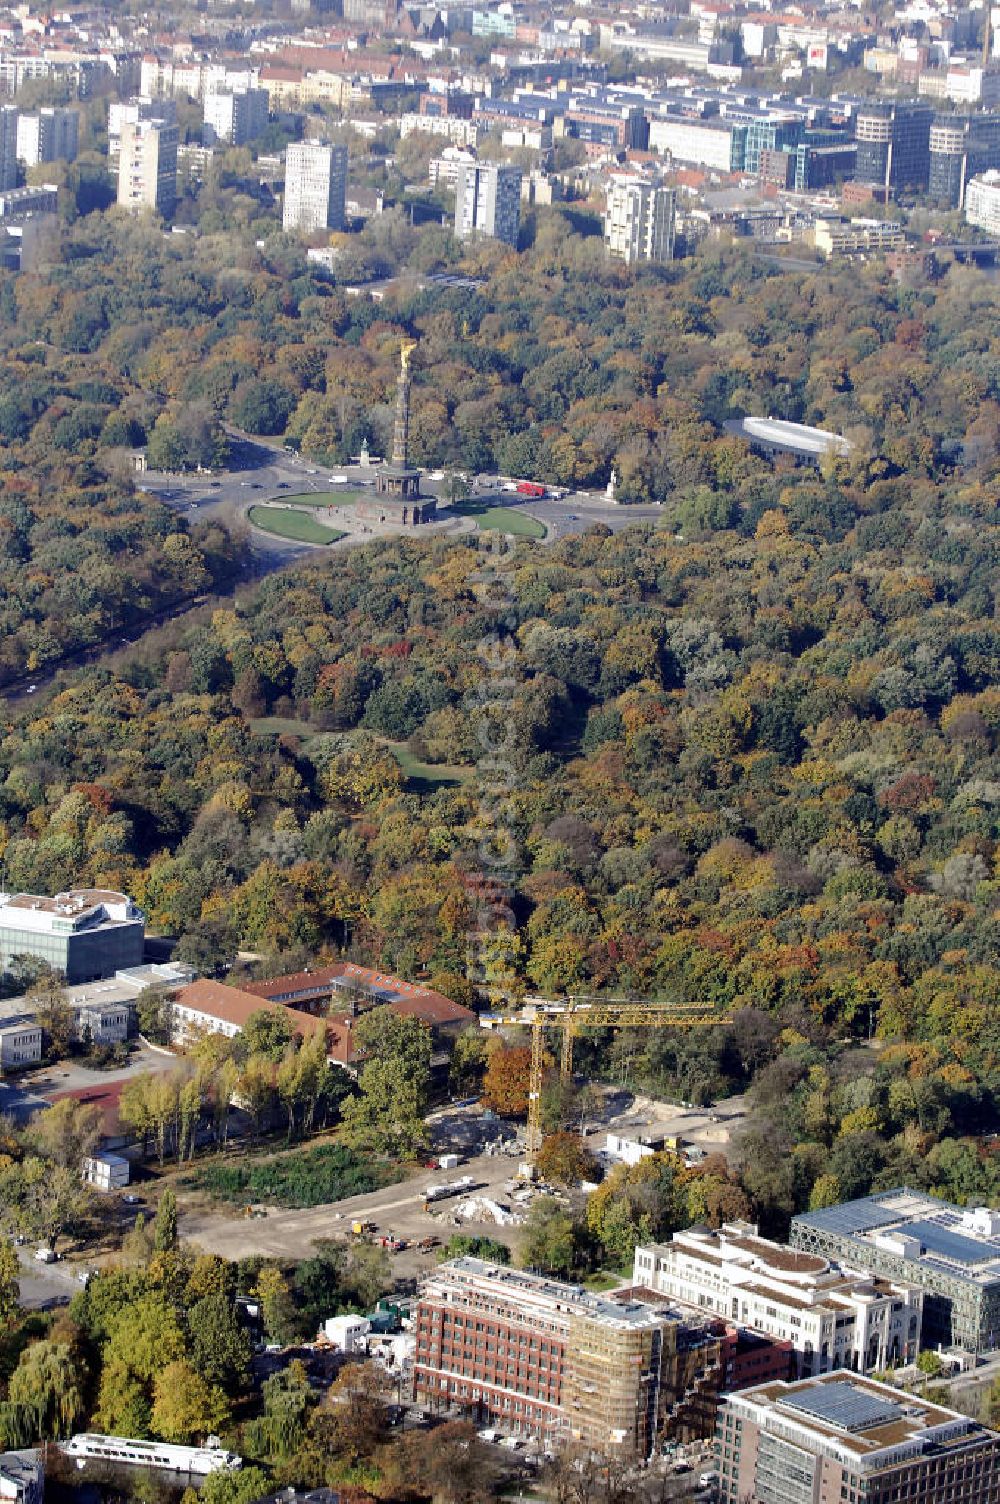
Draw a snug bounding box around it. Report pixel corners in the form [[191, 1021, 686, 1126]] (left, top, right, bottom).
[[34, 1247, 56, 1263]]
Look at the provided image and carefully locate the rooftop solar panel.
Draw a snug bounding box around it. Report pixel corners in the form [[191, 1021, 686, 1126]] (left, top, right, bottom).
[[903, 1220, 996, 1266], [795, 1199, 903, 1235], [783, 1382, 903, 1434]]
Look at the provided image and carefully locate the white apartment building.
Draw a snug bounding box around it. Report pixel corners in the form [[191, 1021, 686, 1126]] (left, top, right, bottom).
[[400, 113, 481, 148], [633, 1222, 923, 1377], [117, 117, 178, 214], [454, 161, 521, 245], [605, 178, 676, 264], [108, 96, 177, 164], [966, 169, 1000, 233], [203, 86, 269, 147], [16, 107, 79, 166], [283, 141, 348, 233], [429, 145, 477, 190]]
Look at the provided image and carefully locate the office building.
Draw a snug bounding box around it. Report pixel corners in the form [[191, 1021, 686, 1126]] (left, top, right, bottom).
[[0, 890, 144, 983], [650, 114, 743, 172], [117, 117, 178, 215], [283, 142, 347, 233], [203, 86, 269, 147], [454, 162, 521, 246], [966, 168, 1000, 232], [716, 1371, 1000, 1504], [16, 108, 78, 167], [605, 179, 675, 265], [792, 1189, 1000, 1352], [853, 100, 933, 193], [812, 217, 905, 258], [0, 1020, 42, 1070], [634, 1222, 922, 1378], [413, 1257, 723, 1458], [0, 107, 17, 191], [929, 113, 1000, 206], [76, 1001, 130, 1046]]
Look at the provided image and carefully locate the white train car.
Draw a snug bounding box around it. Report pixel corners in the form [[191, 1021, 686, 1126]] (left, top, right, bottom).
[[62, 1435, 241, 1475]]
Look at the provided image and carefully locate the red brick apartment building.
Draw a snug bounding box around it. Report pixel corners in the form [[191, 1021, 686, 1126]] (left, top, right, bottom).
[[413, 1258, 723, 1459]]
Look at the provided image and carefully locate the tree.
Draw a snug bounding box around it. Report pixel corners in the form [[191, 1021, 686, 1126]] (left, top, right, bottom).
[[31, 1097, 102, 1172], [8, 1340, 84, 1436], [200, 1467, 272, 1504], [438, 1234, 511, 1264], [482, 1045, 533, 1117], [536, 1132, 600, 1187], [188, 1293, 253, 1390], [154, 1188, 178, 1252], [388, 1420, 497, 1504], [340, 1242, 391, 1312], [256, 1265, 299, 1345], [151, 1359, 231, 1443], [585, 1153, 692, 1266], [241, 1008, 295, 1062], [136, 985, 173, 1045], [340, 1010, 432, 1159], [29, 978, 74, 1059], [519, 1197, 579, 1277], [0, 1238, 19, 1328], [0, 1158, 91, 1253], [318, 1361, 390, 1466]]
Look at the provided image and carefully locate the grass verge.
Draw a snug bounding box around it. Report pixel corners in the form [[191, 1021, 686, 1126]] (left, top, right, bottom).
[[448, 500, 547, 539], [248, 505, 345, 544]]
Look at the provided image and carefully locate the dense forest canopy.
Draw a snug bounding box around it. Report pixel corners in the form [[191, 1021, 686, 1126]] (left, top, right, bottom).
[[1, 206, 999, 1226]]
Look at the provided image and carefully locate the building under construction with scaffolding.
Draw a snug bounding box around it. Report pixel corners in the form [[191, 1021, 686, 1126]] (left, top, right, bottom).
[[412, 1257, 723, 1458]]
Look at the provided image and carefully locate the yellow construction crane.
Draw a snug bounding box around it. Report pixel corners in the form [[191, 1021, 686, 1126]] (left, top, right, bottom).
[[481, 995, 731, 1164]]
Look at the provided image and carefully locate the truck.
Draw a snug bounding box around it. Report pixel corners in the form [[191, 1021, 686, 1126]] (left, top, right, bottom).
[[515, 481, 546, 498], [351, 1219, 378, 1238], [423, 1175, 479, 1209]]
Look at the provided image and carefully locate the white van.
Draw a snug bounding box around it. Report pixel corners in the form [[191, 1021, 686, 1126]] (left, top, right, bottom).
[[34, 1247, 56, 1263]]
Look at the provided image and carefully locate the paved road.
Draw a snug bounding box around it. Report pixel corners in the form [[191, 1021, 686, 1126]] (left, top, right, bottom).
[[140, 440, 668, 551]]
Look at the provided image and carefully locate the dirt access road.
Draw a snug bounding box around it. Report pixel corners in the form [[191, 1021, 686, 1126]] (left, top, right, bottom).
[[179, 1148, 527, 1272]]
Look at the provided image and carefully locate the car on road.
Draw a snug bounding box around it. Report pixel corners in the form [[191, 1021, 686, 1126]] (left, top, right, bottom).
[[122, 1194, 142, 1205], [328, 475, 348, 483], [34, 1247, 57, 1263], [477, 1429, 499, 1444], [277, 482, 289, 488], [240, 481, 250, 487]]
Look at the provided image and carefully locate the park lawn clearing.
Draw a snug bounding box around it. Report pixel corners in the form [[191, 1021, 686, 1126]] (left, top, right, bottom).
[[448, 500, 546, 539], [388, 741, 472, 791], [249, 505, 345, 544], [185, 1142, 404, 1209]]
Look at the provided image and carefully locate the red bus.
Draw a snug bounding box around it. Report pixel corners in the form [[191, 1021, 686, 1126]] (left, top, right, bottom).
[[515, 481, 546, 498]]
